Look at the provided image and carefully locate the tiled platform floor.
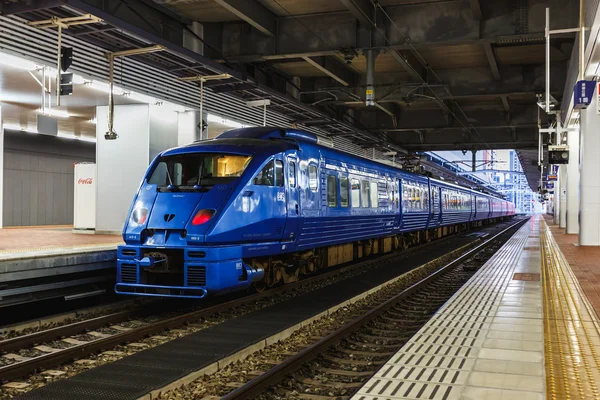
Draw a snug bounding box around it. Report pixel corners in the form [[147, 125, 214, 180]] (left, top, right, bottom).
[[543, 215, 600, 318], [352, 215, 600, 400], [0, 225, 122, 254]]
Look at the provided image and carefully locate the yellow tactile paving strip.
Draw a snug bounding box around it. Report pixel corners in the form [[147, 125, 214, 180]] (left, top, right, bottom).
[[542, 220, 600, 400]]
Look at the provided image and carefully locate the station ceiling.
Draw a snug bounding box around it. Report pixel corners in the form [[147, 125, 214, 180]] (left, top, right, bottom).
[[0, 0, 578, 191]]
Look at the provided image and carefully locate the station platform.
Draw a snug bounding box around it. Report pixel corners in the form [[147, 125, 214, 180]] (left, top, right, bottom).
[[0, 225, 121, 259], [352, 215, 600, 400], [0, 226, 122, 306]]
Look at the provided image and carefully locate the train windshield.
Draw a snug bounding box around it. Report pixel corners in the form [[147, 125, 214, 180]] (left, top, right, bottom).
[[148, 153, 252, 190]]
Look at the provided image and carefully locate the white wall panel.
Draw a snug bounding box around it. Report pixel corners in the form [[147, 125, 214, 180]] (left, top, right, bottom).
[[96, 105, 150, 234]]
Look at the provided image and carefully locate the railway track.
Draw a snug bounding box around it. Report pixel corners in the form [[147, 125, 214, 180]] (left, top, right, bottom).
[[0, 228, 478, 386], [217, 218, 526, 400]]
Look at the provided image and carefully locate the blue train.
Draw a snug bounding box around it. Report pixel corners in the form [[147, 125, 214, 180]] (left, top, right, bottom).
[[116, 127, 514, 298]]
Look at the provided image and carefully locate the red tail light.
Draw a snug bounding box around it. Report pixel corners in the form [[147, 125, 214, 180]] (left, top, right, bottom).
[[192, 209, 215, 225], [132, 207, 148, 224]]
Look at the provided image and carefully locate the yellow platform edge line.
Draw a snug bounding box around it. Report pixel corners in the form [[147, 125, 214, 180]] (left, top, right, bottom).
[[541, 219, 600, 400]]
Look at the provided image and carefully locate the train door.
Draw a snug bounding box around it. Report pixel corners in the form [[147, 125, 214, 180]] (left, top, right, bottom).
[[391, 178, 402, 229], [397, 179, 404, 230], [282, 153, 300, 241], [246, 155, 287, 241]]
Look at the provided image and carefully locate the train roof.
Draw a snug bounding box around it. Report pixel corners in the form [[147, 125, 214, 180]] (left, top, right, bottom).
[[162, 127, 506, 201], [161, 137, 297, 157]]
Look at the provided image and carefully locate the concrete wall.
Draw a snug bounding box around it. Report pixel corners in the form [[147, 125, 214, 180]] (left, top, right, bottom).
[[2, 131, 95, 226]]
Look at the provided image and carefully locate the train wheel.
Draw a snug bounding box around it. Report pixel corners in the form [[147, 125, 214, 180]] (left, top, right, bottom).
[[253, 280, 267, 292]]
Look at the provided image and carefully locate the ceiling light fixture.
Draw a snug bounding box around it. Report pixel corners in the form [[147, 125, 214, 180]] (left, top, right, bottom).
[[207, 113, 250, 129], [36, 108, 71, 118], [57, 133, 97, 143]]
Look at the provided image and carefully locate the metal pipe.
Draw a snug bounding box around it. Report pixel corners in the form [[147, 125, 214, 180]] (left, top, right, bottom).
[[199, 78, 204, 137], [580, 0, 585, 80], [545, 8, 550, 113], [366, 49, 375, 106], [107, 53, 115, 136], [56, 25, 62, 107], [41, 68, 45, 112]]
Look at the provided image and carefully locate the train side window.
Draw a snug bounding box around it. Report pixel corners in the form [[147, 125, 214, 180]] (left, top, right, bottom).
[[289, 162, 296, 188], [275, 160, 284, 187], [351, 179, 360, 208], [370, 182, 378, 208], [423, 186, 429, 210], [308, 165, 318, 191], [361, 180, 370, 207], [254, 160, 275, 186], [340, 177, 349, 207], [327, 175, 338, 207]]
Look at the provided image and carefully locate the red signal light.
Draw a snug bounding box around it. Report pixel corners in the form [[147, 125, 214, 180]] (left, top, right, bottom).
[[192, 209, 215, 225]]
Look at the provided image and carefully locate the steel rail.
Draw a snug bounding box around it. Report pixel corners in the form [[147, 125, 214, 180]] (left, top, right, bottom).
[[221, 217, 529, 400], [0, 229, 467, 382]]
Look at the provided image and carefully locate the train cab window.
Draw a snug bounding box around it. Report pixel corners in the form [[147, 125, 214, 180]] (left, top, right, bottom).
[[351, 179, 360, 208], [340, 177, 350, 207], [370, 182, 378, 208], [327, 175, 338, 207], [289, 162, 296, 188], [275, 160, 284, 187], [361, 180, 370, 208], [254, 160, 275, 186], [309, 165, 318, 191]]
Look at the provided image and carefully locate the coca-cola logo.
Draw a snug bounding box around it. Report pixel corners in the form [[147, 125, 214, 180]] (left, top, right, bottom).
[[78, 178, 93, 184]]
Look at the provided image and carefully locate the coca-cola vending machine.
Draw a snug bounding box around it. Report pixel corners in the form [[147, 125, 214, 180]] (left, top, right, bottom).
[[74, 162, 96, 231]]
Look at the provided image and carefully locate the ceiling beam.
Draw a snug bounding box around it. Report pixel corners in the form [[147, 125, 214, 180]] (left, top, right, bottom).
[[482, 42, 501, 80], [216, 0, 575, 62], [501, 95, 510, 112], [339, 0, 374, 26], [212, 0, 276, 36], [302, 56, 351, 86], [469, 0, 482, 20], [0, 0, 63, 14], [389, 51, 426, 82]]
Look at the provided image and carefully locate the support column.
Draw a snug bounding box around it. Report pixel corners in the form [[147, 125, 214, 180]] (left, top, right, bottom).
[[559, 165, 567, 228], [579, 81, 600, 245], [566, 129, 580, 234], [553, 174, 560, 226], [0, 105, 3, 229], [96, 104, 178, 234]]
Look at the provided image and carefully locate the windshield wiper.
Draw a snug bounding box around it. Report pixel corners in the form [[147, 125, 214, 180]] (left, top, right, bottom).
[[165, 166, 178, 192], [193, 160, 205, 191]]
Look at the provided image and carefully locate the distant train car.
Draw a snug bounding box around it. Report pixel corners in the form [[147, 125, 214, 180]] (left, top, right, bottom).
[[116, 127, 514, 298]]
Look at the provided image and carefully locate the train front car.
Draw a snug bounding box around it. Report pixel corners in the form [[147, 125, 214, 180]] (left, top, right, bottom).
[[116, 129, 296, 298]]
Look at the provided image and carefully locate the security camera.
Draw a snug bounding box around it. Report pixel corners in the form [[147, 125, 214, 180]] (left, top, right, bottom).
[[105, 130, 118, 140]]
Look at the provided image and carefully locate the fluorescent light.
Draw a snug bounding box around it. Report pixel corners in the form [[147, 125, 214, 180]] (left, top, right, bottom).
[[207, 113, 250, 129], [3, 123, 38, 133], [0, 53, 38, 70], [85, 80, 126, 96], [57, 133, 96, 143], [36, 108, 71, 118], [124, 91, 155, 104]]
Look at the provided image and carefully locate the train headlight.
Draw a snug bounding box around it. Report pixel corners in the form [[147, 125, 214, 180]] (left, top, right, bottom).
[[132, 207, 148, 225], [192, 209, 215, 225]]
